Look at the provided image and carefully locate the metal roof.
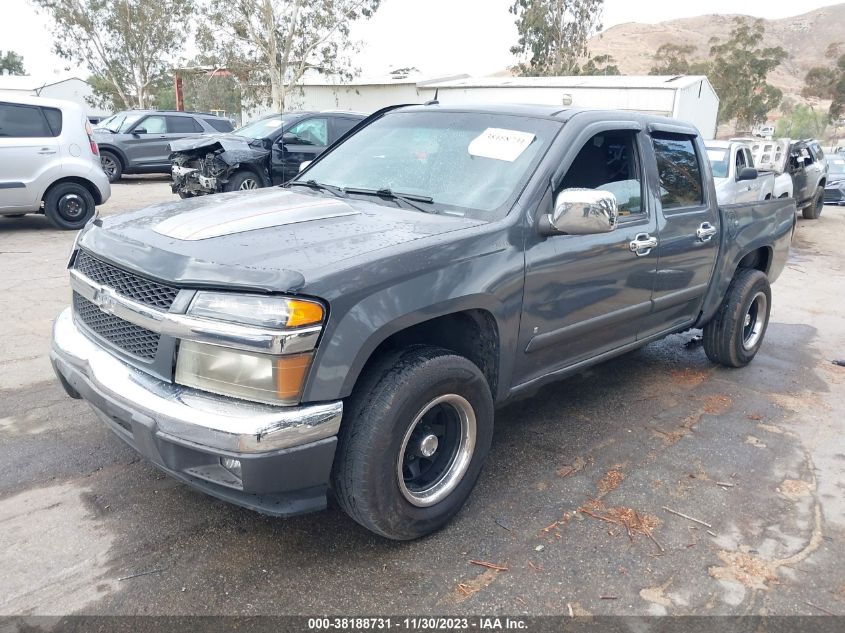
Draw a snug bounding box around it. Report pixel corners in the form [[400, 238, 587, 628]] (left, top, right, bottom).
[[423, 75, 711, 90], [0, 75, 89, 91]]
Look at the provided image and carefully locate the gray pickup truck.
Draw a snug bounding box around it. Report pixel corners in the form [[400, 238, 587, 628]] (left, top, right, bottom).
[[51, 105, 795, 540]]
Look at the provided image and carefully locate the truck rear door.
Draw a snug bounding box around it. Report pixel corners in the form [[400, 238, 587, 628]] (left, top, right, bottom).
[[637, 127, 720, 339]]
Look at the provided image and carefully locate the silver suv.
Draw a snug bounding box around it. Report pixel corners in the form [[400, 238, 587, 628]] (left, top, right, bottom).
[[0, 95, 111, 230], [94, 110, 234, 182]]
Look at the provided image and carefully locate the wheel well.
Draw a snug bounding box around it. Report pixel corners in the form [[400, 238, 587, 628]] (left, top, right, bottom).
[[98, 146, 124, 168], [42, 177, 104, 206], [764, 193, 772, 200], [356, 310, 500, 397], [819, 178, 826, 189], [737, 246, 771, 274], [232, 165, 268, 186], [778, 192, 788, 198]]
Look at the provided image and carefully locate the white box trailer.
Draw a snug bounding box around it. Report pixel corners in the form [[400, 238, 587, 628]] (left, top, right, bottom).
[[284, 74, 719, 139], [422, 75, 719, 139]]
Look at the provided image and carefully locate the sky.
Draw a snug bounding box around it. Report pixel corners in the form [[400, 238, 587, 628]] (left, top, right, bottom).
[[2, 0, 843, 82]]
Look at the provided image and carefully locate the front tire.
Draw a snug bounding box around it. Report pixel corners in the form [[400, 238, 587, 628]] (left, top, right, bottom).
[[44, 183, 96, 230], [333, 346, 494, 540], [223, 170, 262, 192], [802, 187, 823, 219], [703, 268, 771, 368]]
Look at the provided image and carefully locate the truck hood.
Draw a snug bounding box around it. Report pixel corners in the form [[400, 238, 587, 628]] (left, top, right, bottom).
[[79, 188, 485, 293]]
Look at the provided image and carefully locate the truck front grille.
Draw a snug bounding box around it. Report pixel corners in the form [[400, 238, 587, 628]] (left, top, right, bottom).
[[73, 292, 160, 360], [74, 250, 180, 310]]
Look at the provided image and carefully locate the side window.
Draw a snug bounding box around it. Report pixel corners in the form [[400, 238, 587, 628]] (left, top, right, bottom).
[[205, 118, 234, 132], [811, 142, 825, 160], [0, 103, 53, 138], [332, 117, 360, 140], [42, 107, 63, 136], [744, 148, 755, 168], [138, 115, 166, 134], [166, 116, 203, 133], [735, 148, 746, 170], [560, 130, 644, 218], [651, 133, 704, 210], [288, 118, 328, 146]]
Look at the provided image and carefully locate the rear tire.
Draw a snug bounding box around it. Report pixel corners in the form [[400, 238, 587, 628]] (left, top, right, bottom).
[[100, 150, 122, 183], [44, 183, 96, 230], [332, 346, 494, 540], [703, 268, 771, 368], [223, 170, 262, 192], [802, 187, 823, 219]]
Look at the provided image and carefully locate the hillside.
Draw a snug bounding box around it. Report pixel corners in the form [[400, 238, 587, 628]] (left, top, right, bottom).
[[588, 4, 845, 100]]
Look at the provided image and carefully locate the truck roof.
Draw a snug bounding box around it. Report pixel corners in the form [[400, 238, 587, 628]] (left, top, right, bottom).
[[394, 103, 701, 134]]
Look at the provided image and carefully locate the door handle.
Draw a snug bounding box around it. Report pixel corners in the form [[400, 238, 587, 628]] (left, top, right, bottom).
[[696, 222, 718, 242], [629, 233, 658, 256], [37, 148, 56, 155]]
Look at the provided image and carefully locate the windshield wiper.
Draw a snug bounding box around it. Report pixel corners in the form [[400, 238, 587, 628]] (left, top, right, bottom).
[[287, 180, 347, 198], [344, 187, 435, 213]]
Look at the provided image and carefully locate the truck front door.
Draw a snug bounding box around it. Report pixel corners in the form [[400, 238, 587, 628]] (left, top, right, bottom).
[[516, 124, 659, 387], [638, 129, 720, 339]]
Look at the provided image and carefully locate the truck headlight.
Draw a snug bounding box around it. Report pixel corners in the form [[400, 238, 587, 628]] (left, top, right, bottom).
[[174, 292, 324, 404], [176, 341, 313, 405], [188, 291, 324, 328]]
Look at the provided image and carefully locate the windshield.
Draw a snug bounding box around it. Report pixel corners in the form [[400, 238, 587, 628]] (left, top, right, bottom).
[[235, 115, 286, 140], [98, 112, 144, 133], [298, 110, 559, 219], [828, 158, 845, 175], [706, 147, 729, 179]]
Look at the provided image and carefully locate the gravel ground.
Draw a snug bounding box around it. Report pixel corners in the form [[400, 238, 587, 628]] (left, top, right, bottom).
[[0, 179, 844, 618]]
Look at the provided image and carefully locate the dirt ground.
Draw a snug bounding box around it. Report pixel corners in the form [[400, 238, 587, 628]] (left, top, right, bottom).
[[0, 177, 843, 618]]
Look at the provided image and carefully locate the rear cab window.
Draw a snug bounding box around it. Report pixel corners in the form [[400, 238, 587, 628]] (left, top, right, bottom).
[[0, 103, 60, 138], [651, 132, 704, 210]]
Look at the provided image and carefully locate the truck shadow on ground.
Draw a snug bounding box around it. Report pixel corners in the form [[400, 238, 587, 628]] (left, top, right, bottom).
[[38, 319, 832, 615]]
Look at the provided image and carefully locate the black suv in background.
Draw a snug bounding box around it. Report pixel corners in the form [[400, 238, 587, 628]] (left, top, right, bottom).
[[94, 110, 234, 182], [169, 110, 365, 197]]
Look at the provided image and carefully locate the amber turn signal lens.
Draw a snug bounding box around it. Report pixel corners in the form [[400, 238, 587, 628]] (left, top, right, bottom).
[[286, 300, 324, 328], [274, 353, 313, 400]]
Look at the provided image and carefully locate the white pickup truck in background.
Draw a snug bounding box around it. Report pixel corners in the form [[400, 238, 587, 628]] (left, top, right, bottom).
[[731, 137, 794, 200], [705, 140, 780, 204]]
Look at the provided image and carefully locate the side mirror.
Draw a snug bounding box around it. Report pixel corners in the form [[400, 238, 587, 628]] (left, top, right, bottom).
[[132, 127, 147, 135], [737, 166, 758, 181], [298, 160, 312, 173], [540, 188, 618, 236], [282, 132, 299, 144]]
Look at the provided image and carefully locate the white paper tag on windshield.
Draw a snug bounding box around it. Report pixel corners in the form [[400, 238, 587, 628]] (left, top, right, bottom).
[[468, 128, 535, 162]]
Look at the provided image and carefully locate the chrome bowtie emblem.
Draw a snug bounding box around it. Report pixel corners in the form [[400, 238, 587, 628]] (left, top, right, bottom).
[[93, 288, 117, 315]]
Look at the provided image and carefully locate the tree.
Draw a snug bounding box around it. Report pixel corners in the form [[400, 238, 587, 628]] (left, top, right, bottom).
[[0, 50, 25, 75], [32, 0, 194, 110], [775, 104, 828, 139], [198, 0, 381, 112], [509, 0, 604, 76], [708, 17, 787, 130], [648, 44, 709, 76], [802, 43, 845, 122], [580, 54, 619, 75]]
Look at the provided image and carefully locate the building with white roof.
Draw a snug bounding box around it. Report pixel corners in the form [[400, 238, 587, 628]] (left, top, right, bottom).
[[279, 73, 719, 138], [0, 76, 110, 121]]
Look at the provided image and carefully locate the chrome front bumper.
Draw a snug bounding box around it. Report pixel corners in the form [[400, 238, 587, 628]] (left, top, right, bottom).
[[50, 307, 342, 454]]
